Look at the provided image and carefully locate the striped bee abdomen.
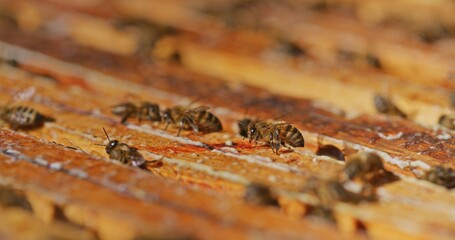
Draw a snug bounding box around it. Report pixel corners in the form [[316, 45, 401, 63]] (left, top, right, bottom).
[[138, 102, 161, 122], [195, 110, 223, 133], [3, 106, 54, 129], [278, 123, 304, 147]]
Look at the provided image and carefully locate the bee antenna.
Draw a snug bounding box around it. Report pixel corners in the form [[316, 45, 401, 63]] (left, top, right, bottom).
[[102, 128, 111, 141], [94, 143, 106, 146], [64, 138, 86, 153]]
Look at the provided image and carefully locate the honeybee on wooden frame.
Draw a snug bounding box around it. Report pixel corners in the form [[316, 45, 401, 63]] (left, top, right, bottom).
[[245, 119, 304, 154], [0, 87, 54, 130], [162, 105, 222, 136], [112, 102, 161, 124]]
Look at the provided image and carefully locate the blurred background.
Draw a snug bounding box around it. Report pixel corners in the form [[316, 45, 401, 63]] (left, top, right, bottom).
[[1, 0, 455, 126]]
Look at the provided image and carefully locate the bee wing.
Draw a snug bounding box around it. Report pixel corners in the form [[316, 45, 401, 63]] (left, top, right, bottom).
[[11, 87, 36, 103], [130, 153, 146, 167], [191, 106, 211, 112]]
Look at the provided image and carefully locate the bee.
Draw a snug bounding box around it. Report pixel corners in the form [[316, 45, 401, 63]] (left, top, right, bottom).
[[99, 128, 145, 167], [419, 166, 455, 189], [0, 106, 54, 130], [418, 24, 451, 44], [247, 120, 304, 154], [0, 87, 55, 130], [162, 106, 222, 136], [0, 185, 32, 210], [1, 58, 20, 68], [365, 54, 382, 69], [301, 177, 364, 207], [438, 114, 455, 130], [374, 94, 407, 118], [342, 152, 385, 181], [276, 38, 306, 58], [112, 102, 161, 124], [243, 182, 279, 206], [113, 18, 177, 59], [316, 144, 345, 161]]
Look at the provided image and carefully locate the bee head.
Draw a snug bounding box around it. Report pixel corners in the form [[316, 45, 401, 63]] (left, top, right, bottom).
[[237, 118, 252, 138], [147, 104, 162, 121], [101, 128, 118, 154], [106, 140, 119, 154], [162, 109, 171, 121], [247, 121, 257, 140]]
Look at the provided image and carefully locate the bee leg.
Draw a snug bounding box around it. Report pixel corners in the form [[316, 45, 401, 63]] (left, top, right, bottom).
[[269, 141, 278, 154], [177, 121, 184, 137], [276, 142, 282, 154], [177, 117, 191, 137], [270, 129, 281, 155], [164, 120, 170, 130], [254, 134, 260, 146], [187, 117, 199, 133], [120, 112, 132, 124]]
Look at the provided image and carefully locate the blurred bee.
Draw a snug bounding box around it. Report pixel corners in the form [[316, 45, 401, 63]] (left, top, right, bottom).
[[98, 128, 145, 167], [301, 177, 365, 207], [438, 114, 455, 130], [374, 94, 407, 118], [244, 182, 279, 206], [163, 106, 222, 136], [0, 88, 54, 130], [276, 38, 306, 58], [316, 144, 345, 161], [365, 54, 382, 69], [418, 24, 451, 44], [419, 166, 455, 189], [113, 18, 177, 59], [342, 152, 385, 181], [112, 102, 161, 124], [247, 120, 305, 154], [0, 106, 55, 130], [0, 186, 32, 210]]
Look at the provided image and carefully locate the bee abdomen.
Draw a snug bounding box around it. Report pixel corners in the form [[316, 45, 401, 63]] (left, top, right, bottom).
[[374, 95, 406, 118], [196, 111, 223, 132], [112, 102, 136, 114], [139, 102, 161, 121], [343, 162, 362, 180], [279, 124, 304, 147], [5, 106, 54, 128]]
